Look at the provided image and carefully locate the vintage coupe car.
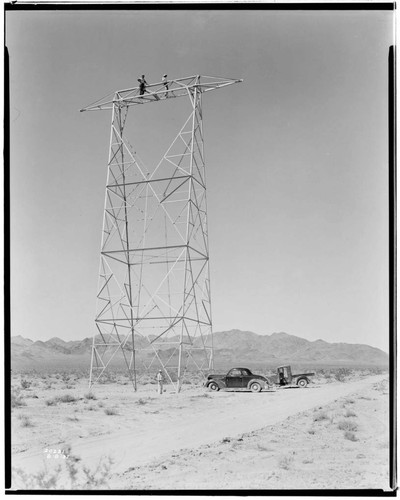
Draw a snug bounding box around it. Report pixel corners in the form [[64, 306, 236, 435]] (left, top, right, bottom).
[[205, 367, 271, 392]]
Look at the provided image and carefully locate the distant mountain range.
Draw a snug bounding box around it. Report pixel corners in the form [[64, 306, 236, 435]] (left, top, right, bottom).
[[10, 330, 388, 371]]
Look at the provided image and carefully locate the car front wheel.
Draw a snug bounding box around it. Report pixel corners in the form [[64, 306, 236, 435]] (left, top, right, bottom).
[[297, 378, 308, 388], [208, 381, 220, 391], [250, 382, 262, 393]]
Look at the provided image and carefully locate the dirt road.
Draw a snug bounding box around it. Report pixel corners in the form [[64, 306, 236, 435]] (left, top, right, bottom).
[[12, 374, 387, 480]]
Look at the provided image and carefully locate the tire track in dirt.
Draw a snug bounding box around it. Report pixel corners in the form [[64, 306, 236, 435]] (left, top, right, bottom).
[[12, 375, 386, 476]]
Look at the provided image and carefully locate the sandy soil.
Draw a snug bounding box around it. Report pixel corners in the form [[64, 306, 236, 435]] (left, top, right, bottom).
[[10, 373, 390, 491]]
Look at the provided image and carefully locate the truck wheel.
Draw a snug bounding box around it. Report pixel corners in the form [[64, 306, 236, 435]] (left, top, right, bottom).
[[297, 378, 308, 388], [208, 381, 219, 391], [250, 382, 262, 393]]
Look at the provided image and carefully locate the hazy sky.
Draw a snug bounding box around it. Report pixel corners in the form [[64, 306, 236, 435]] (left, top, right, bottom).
[[7, 7, 393, 351]]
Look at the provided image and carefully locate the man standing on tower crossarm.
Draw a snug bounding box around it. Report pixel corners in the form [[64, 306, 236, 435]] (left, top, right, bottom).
[[162, 74, 169, 97], [138, 75, 148, 95]]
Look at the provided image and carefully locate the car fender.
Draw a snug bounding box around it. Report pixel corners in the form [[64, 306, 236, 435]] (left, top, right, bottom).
[[247, 378, 268, 390], [207, 379, 226, 389], [296, 376, 309, 384]]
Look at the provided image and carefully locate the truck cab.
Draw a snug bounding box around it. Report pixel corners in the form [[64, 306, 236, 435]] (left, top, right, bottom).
[[277, 365, 292, 385]]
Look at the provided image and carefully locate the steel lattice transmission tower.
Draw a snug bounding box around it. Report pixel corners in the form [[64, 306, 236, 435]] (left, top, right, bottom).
[[81, 75, 242, 392]]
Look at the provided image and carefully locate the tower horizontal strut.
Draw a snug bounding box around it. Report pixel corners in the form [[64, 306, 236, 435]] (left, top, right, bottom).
[[80, 75, 243, 112], [107, 175, 191, 188]]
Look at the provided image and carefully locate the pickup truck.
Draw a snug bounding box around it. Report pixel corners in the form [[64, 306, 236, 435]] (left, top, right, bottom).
[[271, 365, 315, 388], [205, 367, 271, 393]]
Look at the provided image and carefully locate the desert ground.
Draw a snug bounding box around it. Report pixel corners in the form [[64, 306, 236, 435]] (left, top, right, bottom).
[[10, 369, 390, 491]]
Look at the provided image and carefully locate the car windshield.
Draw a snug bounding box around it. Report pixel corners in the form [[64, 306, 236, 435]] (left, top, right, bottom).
[[241, 369, 252, 376]]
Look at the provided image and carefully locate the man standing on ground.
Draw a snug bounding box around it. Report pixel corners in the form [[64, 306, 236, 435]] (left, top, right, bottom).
[[157, 369, 165, 394]]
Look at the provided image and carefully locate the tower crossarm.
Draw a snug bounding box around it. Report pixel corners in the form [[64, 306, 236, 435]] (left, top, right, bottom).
[[80, 75, 243, 112]]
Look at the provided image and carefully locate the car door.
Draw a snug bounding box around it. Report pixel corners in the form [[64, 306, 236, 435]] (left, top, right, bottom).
[[241, 369, 253, 388], [283, 366, 291, 384], [278, 367, 286, 385], [226, 369, 243, 388]]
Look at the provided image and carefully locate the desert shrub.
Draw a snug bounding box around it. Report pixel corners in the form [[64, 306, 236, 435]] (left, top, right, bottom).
[[278, 455, 294, 470], [338, 420, 358, 432], [188, 372, 209, 386], [20, 378, 31, 390], [308, 428, 316, 435], [12, 446, 114, 490], [221, 437, 231, 443], [334, 368, 352, 382], [18, 415, 34, 428], [361, 367, 385, 376], [139, 373, 156, 385], [344, 408, 357, 418], [98, 371, 118, 384], [84, 392, 97, 400], [104, 408, 118, 416], [13, 467, 60, 489], [79, 457, 114, 489], [57, 394, 77, 403], [345, 397, 355, 404], [191, 393, 211, 400], [373, 380, 388, 392], [137, 396, 155, 405], [315, 369, 331, 380], [97, 401, 104, 408], [46, 394, 77, 406], [313, 411, 329, 422], [72, 369, 89, 380], [25, 392, 39, 399], [11, 390, 26, 409], [344, 431, 358, 441]]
